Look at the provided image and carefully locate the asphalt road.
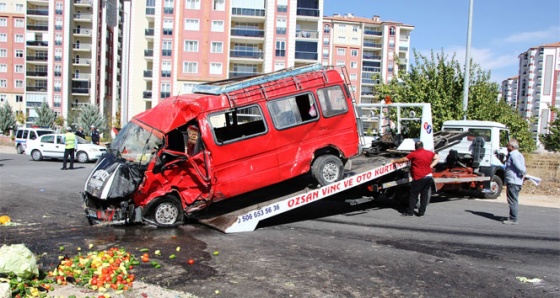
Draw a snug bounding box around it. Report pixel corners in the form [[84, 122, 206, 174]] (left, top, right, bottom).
[[1, 152, 559, 298]]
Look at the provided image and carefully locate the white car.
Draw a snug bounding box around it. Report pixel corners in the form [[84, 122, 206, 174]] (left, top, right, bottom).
[[25, 133, 107, 163]]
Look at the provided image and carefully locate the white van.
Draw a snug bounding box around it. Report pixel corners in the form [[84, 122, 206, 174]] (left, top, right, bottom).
[[14, 127, 55, 154]]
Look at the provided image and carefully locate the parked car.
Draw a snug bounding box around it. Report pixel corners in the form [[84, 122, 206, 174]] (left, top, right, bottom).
[[25, 133, 107, 163], [14, 127, 55, 154]]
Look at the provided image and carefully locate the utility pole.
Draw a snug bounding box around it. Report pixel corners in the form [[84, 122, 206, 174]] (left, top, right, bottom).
[[463, 0, 474, 120]]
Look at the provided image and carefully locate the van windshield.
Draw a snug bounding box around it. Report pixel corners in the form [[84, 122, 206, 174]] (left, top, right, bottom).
[[109, 122, 163, 165]]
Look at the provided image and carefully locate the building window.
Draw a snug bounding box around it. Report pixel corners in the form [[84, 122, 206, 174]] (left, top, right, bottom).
[[274, 62, 285, 71], [162, 41, 172, 56], [0, 18, 6, 26], [161, 61, 171, 77], [0, 64, 5, 72], [161, 83, 171, 98], [210, 63, 222, 75], [16, 95, 23, 102], [213, 0, 225, 11], [324, 25, 330, 33], [15, 80, 23, 88], [163, 19, 173, 35], [54, 96, 61, 107], [15, 34, 24, 43], [0, 4, 5, 11], [183, 62, 198, 73], [350, 62, 357, 68], [15, 65, 23, 73], [350, 74, 357, 81], [0, 94, 5, 102], [336, 60, 344, 66], [163, 0, 174, 14], [184, 40, 198, 52], [0, 34, 6, 42], [275, 40, 286, 57], [211, 42, 223, 53], [337, 48, 345, 55], [351, 49, 358, 56], [186, 0, 200, 9], [0, 80, 6, 88], [15, 19, 24, 28], [390, 27, 396, 35], [276, 18, 287, 34], [15, 4, 23, 12], [56, 19, 63, 30], [55, 34, 62, 45], [0, 49, 7, 57], [15, 50, 23, 58], [184, 19, 200, 30], [353, 25, 359, 32], [211, 20, 224, 32]]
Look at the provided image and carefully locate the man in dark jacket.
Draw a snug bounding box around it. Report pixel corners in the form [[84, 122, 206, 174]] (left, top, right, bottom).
[[75, 127, 85, 139], [91, 125, 100, 145]]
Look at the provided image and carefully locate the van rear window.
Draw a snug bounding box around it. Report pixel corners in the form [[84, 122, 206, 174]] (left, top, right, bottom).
[[209, 105, 267, 144], [317, 85, 348, 117]]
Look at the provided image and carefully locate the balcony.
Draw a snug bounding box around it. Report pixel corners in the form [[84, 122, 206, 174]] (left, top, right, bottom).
[[231, 7, 265, 17], [295, 51, 318, 60], [143, 91, 152, 98], [144, 49, 154, 57], [27, 25, 48, 31], [27, 9, 49, 16], [296, 30, 319, 39], [26, 86, 47, 92], [74, 0, 92, 6], [161, 92, 171, 98], [26, 71, 48, 77], [146, 7, 155, 15], [230, 49, 264, 59], [73, 28, 92, 36], [363, 42, 382, 48], [229, 71, 261, 78], [145, 28, 154, 37], [26, 101, 44, 108], [231, 28, 265, 38], [363, 54, 381, 60], [163, 7, 173, 14], [162, 49, 172, 56], [73, 43, 92, 51], [71, 88, 89, 94], [74, 13, 93, 21], [26, 56, 48, 62], [143, 70, 153, 78], [364, 29, 382, 36], [73, 58, 91, 66], [161, 71, 171, 77], [26, 40, 48, 47], [296, 8, 320, 17], [72, 73, 91, 80], [399, 46, 408, 52]]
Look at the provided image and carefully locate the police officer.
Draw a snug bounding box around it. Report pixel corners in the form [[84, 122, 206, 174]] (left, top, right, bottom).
[[91, 125, 100, 145], [62, 127, 77, 170]]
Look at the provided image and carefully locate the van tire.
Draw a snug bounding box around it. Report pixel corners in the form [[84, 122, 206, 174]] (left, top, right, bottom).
[[150, 195, 184, 227], [16, 144, 24, 154], [483, 175, 503, 199], [312, 155, 344, 186], [31, 150, 43, 161]]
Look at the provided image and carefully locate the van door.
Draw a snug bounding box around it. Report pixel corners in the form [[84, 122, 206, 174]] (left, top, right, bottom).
[[204, 105, 279, 199]]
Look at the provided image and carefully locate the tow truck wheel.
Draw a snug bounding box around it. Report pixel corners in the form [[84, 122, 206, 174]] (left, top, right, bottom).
[[151, 195, 184, 227], [312, 155, 344, 186], [484, 175, 503, 199]]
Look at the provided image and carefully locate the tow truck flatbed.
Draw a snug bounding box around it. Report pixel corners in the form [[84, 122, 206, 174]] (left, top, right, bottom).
[[195, 155, 407, 233]]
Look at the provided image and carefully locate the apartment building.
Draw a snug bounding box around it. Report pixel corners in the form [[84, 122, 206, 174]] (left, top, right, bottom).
[[513, 42, 560, 144], [0, 0, 25, 120], [322, 13, 413, 105], [500, 76, 518, 108], [6, 0, 414, 131]]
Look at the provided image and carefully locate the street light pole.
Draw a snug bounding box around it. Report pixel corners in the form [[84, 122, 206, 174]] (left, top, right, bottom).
[[463, 0, 474, 120]]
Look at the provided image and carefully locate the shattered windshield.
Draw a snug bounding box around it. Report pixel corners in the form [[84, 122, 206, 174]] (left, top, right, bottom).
[[109, 122, 163, 165]]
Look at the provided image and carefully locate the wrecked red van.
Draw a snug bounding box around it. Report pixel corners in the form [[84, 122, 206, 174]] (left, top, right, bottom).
[[82, 64, 360, 227]]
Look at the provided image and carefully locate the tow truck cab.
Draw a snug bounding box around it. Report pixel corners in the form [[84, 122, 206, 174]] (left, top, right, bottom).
[[82, 64, 360, 227]]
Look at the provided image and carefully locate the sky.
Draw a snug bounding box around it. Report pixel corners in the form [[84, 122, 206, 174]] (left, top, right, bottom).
[[324, 0, 560, 84]]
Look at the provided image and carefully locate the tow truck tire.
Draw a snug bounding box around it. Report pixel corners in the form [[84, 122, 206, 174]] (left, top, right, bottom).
[[484, 175, 503, 199], [312, 155, 344, 186], [31, 149, 43, 161], [151, 195, 184, 227]]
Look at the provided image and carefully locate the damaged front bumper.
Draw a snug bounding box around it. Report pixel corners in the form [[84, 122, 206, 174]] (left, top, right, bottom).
[[82, 192, 142, 225]]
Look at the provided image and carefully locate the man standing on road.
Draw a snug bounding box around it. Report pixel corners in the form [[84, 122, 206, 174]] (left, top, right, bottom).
[[91, 125, 100, 145], [62, 127, 77, 170], [391, 141, 439, 217], [75, 127, 85, 139], [503, 139, 526, 225]]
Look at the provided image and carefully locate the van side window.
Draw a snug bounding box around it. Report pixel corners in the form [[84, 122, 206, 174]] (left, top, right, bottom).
[[317, 85, 348, 117], [22, 130, 28, 139], [209, 105, 267, 144], [268, 93, 319, 129], [42, 135, 54, 144]]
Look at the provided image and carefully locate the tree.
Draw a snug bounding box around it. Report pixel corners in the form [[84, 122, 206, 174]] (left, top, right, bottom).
[[374, 49, 536, 152], [78, 104, 106, 135], [539, 107, 560, 152], [0, 102, 17, 135], [34, 102, 57, 129]]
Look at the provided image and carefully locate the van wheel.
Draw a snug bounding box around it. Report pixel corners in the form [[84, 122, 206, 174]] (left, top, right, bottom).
[[312, 155, 344, 186], [484, 175, 503, 199], [150, 195, 184, 227], [31, 150, 43, 161], [76, 151, 89, 163], [16, 145, 24, 154]]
